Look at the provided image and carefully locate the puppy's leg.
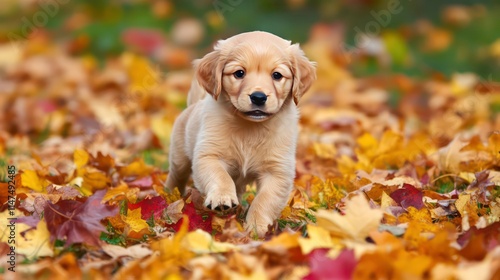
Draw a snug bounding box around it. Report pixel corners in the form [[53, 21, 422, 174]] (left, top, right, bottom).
[[166, 153, 191, 194], [166, 125, 191, 194], [245, 171, 293, 237], [193, 156, 238, 211]]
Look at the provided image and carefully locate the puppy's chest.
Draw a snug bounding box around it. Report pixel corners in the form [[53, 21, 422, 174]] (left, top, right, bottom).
[[223, 133, 273, 177]]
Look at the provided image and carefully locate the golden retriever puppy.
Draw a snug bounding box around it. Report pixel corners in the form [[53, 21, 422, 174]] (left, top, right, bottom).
[[166, 31, 316, 236]]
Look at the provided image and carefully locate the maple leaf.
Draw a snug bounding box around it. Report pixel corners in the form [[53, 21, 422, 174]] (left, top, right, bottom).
[[90, 151, 115, 173], [44, 189, 118, 247], [172, 201, 213, 232], [128, 195, 167, 221], [122, 208, 150, 234], [389, 183, 425, 210], [315, 195, 383, 241]]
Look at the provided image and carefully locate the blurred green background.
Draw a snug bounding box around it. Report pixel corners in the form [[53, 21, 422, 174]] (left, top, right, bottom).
[[0, 0, 499, 80]]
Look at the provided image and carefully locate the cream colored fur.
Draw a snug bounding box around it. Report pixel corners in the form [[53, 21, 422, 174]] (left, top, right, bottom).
[[166, 31, 316, 237]]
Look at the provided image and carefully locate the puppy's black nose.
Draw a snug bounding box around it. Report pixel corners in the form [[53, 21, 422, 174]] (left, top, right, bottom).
[[250, 91, 267, 106]]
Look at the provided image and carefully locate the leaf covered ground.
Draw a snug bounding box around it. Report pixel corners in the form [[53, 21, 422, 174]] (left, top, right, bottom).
[[1, 20, 500, 280]]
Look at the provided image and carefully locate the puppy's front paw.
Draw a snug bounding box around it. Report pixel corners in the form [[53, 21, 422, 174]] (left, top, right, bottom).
[[204, 189, 238, 212], [245, 222, 270, 238], [245, 212, 273, 238]]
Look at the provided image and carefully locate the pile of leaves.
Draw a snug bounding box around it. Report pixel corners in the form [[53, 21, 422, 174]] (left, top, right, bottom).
[[1, 32, 500, 279]]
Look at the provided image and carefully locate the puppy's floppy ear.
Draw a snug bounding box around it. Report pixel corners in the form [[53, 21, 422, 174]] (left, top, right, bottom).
[[288, 44, 316, 105], [195, 41, 225, 100]]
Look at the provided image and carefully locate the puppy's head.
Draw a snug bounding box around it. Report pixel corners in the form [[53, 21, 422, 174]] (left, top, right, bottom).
[[196, 31, 316, 122]]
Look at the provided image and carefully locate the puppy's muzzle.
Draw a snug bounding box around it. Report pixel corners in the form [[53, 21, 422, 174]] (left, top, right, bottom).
[[250, 91, 267, 106]]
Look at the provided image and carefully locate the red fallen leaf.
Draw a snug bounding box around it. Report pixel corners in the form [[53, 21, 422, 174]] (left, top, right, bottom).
[[304, 249, 357, 280], [44, 189, 118, 247], [128, 196, 167, 220], [122, 28, 165, 54], [172, 202, 213, 233], [389, 184, 424, 210]]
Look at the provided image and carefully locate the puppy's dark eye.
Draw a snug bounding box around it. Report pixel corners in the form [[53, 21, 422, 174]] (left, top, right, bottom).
[[233, 70, 245, 79], [272, 72, 283, 80]]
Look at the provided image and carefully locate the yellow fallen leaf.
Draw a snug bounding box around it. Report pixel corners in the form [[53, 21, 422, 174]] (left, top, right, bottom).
[[311, 143, 337, 159], [356, 132, 378, 159], [21, 170, 45, 192], [376, 130, 403, 155], [102, 182, 139, 204], [0, 210, 23, 243], [458, 172, 476, 183], [17, 220, 53, 258], [1, 210, 53, 258], [182, 229, 238, 254], [119, 159, 154, 178], [122, 208, 149, 233], [380, 191, 397, 208], [80, 168, 110, 195], [74, 149, 89, 169], [316, 195, 383, 241], [455, 193, 471, 218], [298, 225, 338, 254]]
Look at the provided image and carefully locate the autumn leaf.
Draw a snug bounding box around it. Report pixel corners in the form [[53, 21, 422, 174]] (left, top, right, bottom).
[[389, 184, 425, 210], [16, 219, 54, 258], [172, 202, 213, 232], [74, 149, 89, 169], [44, 189, 118, 247], [298, 225, 339, 254], [122, 208, 150, 234], [21, 170, 46, 192], [315, 195, 383, 241], [128, 195, 168, 221], [102, 182, 139, 204], [3, 7, 500, 278], [150, 215, 194, 266], [118, 158, 155, 179]]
